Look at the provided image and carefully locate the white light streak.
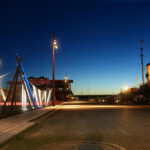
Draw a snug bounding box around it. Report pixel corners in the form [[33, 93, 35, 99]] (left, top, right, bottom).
[[31, 83, 52, 107], [38, 89, 42, 106], [46, 90, 52, 105], [22, 84, 27, 111], [41, 91, 46, 106], [22, 76, 34, 108], [0, 72, 9, 79], [44, 91, 47, 105], [32, 84, 40, 107]]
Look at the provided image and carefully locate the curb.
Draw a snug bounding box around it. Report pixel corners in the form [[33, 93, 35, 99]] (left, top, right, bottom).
[[29, 104, 64, 122]]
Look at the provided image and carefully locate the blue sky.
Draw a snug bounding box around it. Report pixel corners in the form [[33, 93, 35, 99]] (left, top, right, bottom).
[[0, 0, 150, 94]]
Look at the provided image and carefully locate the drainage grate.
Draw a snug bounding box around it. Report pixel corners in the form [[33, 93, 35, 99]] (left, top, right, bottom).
[[39, 141, 126, 150]]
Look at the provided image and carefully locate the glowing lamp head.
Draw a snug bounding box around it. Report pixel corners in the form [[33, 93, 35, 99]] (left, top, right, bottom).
[[53, 39, 58, 49], [54, 40, 57, 45], [55, 45, 58, 49]]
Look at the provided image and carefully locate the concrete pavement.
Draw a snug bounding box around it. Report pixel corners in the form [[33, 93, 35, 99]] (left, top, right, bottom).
[[1, 101, 150, 150]]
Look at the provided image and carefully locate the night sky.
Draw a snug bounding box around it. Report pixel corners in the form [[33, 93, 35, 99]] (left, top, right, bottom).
[[1, 0, 150, 95]]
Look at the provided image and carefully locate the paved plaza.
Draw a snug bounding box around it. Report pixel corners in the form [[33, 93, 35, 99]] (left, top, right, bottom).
[[0, 101, 150, 150]]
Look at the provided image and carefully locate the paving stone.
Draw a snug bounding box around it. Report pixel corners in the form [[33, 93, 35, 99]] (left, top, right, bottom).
[[0, 104, 63, 144]]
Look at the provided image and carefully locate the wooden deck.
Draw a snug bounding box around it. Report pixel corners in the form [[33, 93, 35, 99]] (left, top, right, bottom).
[[0, 104, 63, 145]]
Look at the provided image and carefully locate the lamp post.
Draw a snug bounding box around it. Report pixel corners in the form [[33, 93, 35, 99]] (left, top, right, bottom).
[[52, 32, 58, 106]]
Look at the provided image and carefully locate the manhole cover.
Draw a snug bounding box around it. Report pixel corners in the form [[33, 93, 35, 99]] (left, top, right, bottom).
[[39, 141, 126, 150]]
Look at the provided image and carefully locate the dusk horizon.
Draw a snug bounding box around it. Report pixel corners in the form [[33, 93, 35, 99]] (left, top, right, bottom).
[[1, 0, 150, 95]]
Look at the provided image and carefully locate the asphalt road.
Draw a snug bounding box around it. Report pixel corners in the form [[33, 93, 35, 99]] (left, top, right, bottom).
[[1, 101, 150, 150]]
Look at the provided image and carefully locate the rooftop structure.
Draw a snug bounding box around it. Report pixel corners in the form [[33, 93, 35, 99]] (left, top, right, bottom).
[[7, 76, 73, 101]]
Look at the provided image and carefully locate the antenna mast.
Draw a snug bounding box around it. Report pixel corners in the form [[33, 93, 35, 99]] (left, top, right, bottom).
[[140, 40, 144, 85]]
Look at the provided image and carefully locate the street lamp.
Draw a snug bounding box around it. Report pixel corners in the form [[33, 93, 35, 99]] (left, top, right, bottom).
[[52, 32, 58, 106]]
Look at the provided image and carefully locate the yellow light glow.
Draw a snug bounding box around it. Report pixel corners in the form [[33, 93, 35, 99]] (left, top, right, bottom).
[[65, 75, 68, 83], [54, 41, 57, 45], [55, 45, 58, 49], [62, 105, 135, 110], [124, 85, 129, 91], [62, 105, 150, 110], [115, 100, 119, 103], [0, 88, 6, 101]]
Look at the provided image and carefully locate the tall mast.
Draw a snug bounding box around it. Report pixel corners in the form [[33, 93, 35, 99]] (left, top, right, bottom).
[[140, 40, 144, 85], [137, 76, 139, 88]]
